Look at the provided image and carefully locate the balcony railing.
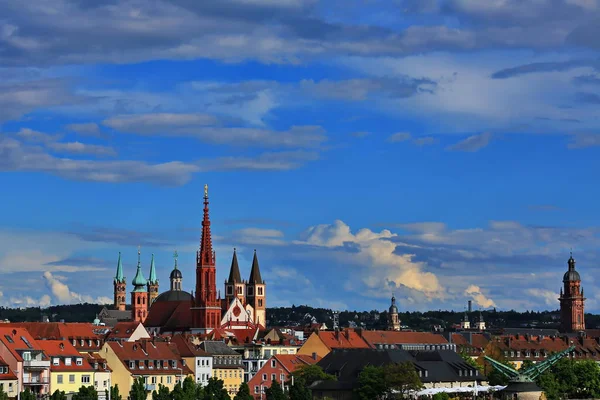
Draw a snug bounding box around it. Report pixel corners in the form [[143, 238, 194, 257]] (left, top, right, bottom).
[[23, 360, 50, 369], [23, 376, 49, 384], [145, 384, 156, 391]]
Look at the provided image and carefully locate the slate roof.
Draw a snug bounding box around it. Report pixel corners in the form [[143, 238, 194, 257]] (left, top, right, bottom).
[[98, 308, 132, 327], [248, 250, 263, 284], [154, 290, 193, 303], [315, 348, 484, 388], [199, 341, 241, 356], [228, 250, 242, 283], [144, 300, 193, 332], [170, 335, 211, 358]]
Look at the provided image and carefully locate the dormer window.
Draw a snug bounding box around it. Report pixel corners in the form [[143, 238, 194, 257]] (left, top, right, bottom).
[[172, 360, 177, 368], [80, 340, 84, 346], [88, 340, 92, 347], [129, 361, 135, 369], [94, 363, 98, 370], [103, 363, 107, 369], [53, 358, 60, 366], [72, 339, 76, 346], [65, 358, 72, 366], [96, 340, 100, 347], [76, 358, 83, 366]]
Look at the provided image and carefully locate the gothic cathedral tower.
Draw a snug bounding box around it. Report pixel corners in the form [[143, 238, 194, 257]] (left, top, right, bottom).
[[131, 248, 149, 323], [192, 185, 222, 332], [147, 254, 159, 304], [559, 253, 586, 332], [225, 249, 246, 306], [246, 250, 266, 327], [113, 252, 127, 311]]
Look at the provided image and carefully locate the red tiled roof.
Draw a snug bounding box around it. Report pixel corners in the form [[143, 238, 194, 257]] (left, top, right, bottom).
[[108, 340, 193, 375], [109, 322, 141, 339], [87, 353, 112, 372], [274, 354, 320, 373], [170, 335, 211, 358], [0, 355, 17, 380], [36, 340, 95, 372], [0, 327, 46, 361], [360, 331, 448, 347], [2, 322, 108, 351], [316, 330, 370, 350]]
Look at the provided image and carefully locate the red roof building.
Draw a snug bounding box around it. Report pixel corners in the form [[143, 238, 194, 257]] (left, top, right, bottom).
[[0, 355, 18, 397], [248, 354, 320, 399], [3, 323, 110, 353]]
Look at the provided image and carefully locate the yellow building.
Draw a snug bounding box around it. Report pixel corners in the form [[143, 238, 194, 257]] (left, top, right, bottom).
[[36, 340, 96, 395], [101, 340, 193, 400], [199, 341, 243, 396]]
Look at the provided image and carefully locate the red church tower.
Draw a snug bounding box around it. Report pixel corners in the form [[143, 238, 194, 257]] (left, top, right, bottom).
[[192, 184, 222, 333], [559, 252, 586, 333]]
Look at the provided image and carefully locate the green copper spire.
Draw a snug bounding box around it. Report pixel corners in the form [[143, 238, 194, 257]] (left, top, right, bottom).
[[114, 252, 125, 283], [148, 253, 158, 285], [132, 247, 148, 292]]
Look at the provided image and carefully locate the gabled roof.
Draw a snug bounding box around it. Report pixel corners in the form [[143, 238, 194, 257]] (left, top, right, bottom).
[[36, 340, 95, 372], [170, 335, 211, 358], [108, 340, 193, 375], [360, 331, 448, 347], [87, 353, 112, 372], [199, 341, 241, 356], [273, 354, 320, 373], [108, 321, 142, 339], [0, 355, 17, 381], [0, 327, 46, 362], [315, 330, 370, 350]]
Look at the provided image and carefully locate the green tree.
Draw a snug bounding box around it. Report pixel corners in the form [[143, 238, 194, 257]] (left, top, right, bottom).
[[288, 379, 312, 400], [458, 349, 483, 373], [431, 393, 450, 400], [203, 377, 230, 400], [573, 359, 600, 398], [72, 386, 98, 400], [19, 389, 36, 400], [129, 377, 147, 400], [0, 385, 9, 400], [107, 385, 122, 400], [291, 364, 335, 387], [233, 382, 253, 400], [265, 381, 286, 400], [355, 366, 386, 400], [152, 385, 171, 400], [50, 390, 67, 400], [383, 362, 422, 399]]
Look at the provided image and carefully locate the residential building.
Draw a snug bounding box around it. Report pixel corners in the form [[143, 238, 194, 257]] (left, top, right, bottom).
[[101, 340, 193, 400], [105, 321, 150, 343], [359, 330, 453, 351], [311, 348, 485, 399], [0, 356, 17, 398], [298, 329, 370, 358], [248, 354, 320, 399], [86, 353, 112, 398], [36, 340, 95, 395], [199, 341, 243, 396], [0, 327, 51, 395], [444, 332, 490, 359], [170, 335, 213, 387]]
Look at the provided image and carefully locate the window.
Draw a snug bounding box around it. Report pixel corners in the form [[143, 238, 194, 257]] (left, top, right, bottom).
[[80, 340, 84, 346], [258, 299, 263, 307], [8, 383, 12, 393], [76, 358, 83, 366], [258, 287, 263, 296], [271, 360, 276, 368], [69, 375, 75, 383], [167, 377, 172, 384], [65, 358, 72, 366], [82, 375, 91, 384], [172, 360, 177, 368], [53, 358, 60, 366], [104, 380, 108, 388], [280, 374, 285, 382], [22, 352, 31, 361], [57, 375, 63, 384], [129, 361, 135, 369], [254, 387, 259, 394], [271, 374, 276, 382], [151, 377, 157, 384], [262, 374, 267, 381]]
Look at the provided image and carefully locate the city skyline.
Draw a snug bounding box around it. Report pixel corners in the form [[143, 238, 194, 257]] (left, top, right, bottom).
[[2, 0, 600, 312]]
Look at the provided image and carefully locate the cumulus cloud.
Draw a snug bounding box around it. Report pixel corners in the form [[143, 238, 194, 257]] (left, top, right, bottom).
[[48, 141, 117, 157], [232, 228, 286, 246], [43, 271, 111, 305], [447, 132, 494, 152], [299, 220, 444, 298], [464, 285, 496, 308], [527, 288, 559, 307]]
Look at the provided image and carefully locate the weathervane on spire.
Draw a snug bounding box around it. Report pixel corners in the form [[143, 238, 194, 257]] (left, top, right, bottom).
[[137, 246, 141, 264], [204, 184, 208, 199], [173, 250, 178, 268]]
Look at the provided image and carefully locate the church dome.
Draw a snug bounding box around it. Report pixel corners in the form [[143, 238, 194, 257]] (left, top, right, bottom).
[[154, 290, 193, 303], [563, 255, 580, 282], [170, 268, 183, 280], [389, 295, 398, 313]]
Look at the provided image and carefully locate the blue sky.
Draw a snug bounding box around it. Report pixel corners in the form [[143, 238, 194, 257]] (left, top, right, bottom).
[[2, 0, 600, 314]]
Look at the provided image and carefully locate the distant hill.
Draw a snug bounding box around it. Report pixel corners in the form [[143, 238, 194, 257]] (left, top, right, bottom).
[[4, 303, 600, 331]]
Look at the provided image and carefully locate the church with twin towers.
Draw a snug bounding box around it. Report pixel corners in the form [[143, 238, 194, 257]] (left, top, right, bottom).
[[110, 184, 267, 334]]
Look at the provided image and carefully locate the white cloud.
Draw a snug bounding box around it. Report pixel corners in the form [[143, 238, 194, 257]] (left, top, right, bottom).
[[464, 284, 496, 308], [232, 228, 286, 246], [388, 132, 412, 142], [43, 271, 111, 305], [65, 122, 102, 136], [48, 141, 117, 157], [527, 288, 559, 307]]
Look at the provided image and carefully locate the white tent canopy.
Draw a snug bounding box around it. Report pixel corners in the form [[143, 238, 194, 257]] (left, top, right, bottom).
[[414, 386, 507, 396]]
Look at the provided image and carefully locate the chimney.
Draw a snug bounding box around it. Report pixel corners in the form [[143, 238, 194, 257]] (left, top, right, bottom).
[[468, 301, 472, 313], [312, 352, 317, 361]]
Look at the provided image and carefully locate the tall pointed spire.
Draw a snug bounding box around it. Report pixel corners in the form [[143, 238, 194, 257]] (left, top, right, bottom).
[[228, 248, 242, 283], [248, 249, 263, 284], [199, 184, 214, 266], [148, 254, 158, 284], [132, 247, 147, 291], [114, 252, 125, 283]]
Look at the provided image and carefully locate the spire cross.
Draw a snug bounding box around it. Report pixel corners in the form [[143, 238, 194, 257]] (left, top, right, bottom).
[[173, 250, 178, 268], [204, 184, 208, 199], [137, 246, 141, 264]]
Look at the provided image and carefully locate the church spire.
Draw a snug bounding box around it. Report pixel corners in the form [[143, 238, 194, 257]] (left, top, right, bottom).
[[248, 249, 263, 284], [228, 248, 242, 283], [114, 252, 125, 283], [199, 184, 215, 266], [148, 253, 158, 284], [132, 247, 147, 292]]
